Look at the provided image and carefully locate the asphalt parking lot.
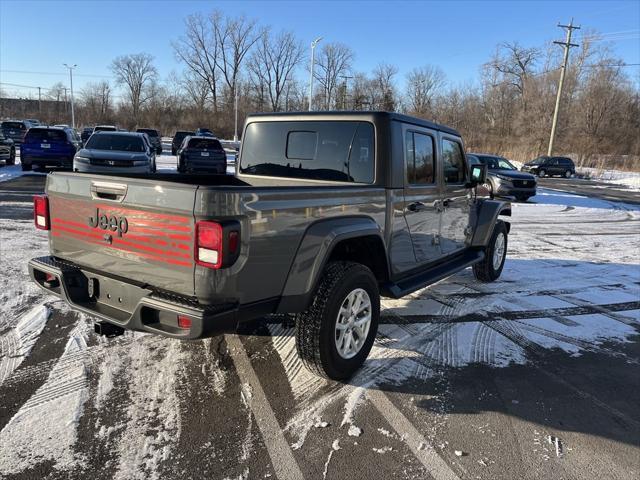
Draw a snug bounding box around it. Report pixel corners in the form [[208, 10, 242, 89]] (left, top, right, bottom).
[[0, 167, 638, 480]]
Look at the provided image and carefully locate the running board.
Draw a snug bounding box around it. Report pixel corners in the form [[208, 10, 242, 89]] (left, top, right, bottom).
[[381, 250, 485, 299]]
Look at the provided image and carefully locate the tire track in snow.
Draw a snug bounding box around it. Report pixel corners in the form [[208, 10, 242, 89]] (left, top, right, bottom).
[[0, 320, 91, 475], [0, 304, 50, 386]]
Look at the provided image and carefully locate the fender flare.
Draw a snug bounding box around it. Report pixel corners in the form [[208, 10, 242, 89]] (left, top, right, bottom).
[[276, 216, 385, 313], [470, 199, 511, 247]]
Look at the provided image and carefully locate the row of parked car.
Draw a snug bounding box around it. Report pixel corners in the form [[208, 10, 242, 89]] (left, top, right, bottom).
[[0, 119, 231, 174]]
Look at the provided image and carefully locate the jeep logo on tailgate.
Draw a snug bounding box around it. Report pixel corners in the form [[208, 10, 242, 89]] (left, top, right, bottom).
[[88, 208, 128, 237]]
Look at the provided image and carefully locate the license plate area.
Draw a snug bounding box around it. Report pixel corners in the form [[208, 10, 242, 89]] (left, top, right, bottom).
[[41, 143, 51, 149], [200, 152, 209, 157], [86, 273, 148, 313]]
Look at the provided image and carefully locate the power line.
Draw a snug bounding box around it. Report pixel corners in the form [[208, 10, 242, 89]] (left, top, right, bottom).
[[0, 69, 114, 79]]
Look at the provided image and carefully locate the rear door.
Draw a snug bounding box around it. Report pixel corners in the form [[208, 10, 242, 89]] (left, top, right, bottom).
[[402, 126, 442, 265], [47, 174, 197, 296], [439, 135, 471, 255]]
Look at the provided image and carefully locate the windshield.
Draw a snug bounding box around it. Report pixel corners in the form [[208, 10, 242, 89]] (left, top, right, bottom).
[[25, 129, 67, 142], [530, 157, 547, 165], [2, 122, 26, 130], [94, 126, 116, 132], [137, 129, 159, 137], [85, 134, 145, 152], [188, 138, 223, 150]]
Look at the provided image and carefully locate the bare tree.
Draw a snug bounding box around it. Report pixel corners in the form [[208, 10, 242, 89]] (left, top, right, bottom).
[[314, 42, 354, 109], [215, 12, 261, 103], [486, 42, 540, 109], [371, 63, 398, 110], [172, 12, 222, 112], [80, 81, 112, 123], [248, 30, 304, 111], [110, 53, 158, 124], [405, 65, 446, 115]]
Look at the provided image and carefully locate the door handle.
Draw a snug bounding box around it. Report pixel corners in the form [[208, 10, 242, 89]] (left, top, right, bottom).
[[407, 201, 426, 212], [90, 181, 127, 202], [442, 199, 451, 208]]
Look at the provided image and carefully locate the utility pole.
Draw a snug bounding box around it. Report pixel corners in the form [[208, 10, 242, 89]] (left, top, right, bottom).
[[63, 63, 77, 128], [234, 81, 239, 142], [548, 19, 580, 156], [308, 37, 322, 111]]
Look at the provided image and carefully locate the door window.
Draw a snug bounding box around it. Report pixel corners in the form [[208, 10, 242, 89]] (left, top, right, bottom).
[[405, 131, 435, 184], [442, 139, 466, 184]]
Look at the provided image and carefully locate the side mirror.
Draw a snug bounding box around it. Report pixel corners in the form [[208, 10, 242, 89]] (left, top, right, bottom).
[[469, 164, 487, 187]]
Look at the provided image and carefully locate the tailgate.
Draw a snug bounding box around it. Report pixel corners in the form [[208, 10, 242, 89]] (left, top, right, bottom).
[[47, 173, 197, 296]]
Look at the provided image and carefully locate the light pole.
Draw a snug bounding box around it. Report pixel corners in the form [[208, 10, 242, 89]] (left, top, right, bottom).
[[234, 81, 239, 142], [308, 37, 322, 111], [63, 63, 77, 128]]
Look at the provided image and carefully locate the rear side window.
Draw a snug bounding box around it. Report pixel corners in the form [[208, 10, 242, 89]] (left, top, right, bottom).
[[240, 121, 375, 183], [85, 134, 145, 152], [405, 131, 435, 184], [188, 138, 223, 150], [442, 139, 466, 184], [2, 122, 26, 130], [25, 129, 67, 142]]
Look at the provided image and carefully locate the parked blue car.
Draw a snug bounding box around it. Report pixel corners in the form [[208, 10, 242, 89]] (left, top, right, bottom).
[[20, 127, 81, 171]]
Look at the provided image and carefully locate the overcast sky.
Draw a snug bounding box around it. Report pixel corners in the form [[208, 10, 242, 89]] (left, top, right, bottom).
[[1, 0, 638, 99]]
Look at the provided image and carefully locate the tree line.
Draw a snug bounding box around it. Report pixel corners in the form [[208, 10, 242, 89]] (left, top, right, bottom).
[[4, 9, 638, 167]]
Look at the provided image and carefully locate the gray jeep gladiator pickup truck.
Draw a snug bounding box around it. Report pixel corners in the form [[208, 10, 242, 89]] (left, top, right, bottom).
[[29, 112, 510, 380]]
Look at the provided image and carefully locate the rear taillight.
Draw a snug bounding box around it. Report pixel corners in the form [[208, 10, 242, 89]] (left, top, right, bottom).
[[34, 195, 50, 230], [194, 220, 241, 269], [195, 221, 223, 268]]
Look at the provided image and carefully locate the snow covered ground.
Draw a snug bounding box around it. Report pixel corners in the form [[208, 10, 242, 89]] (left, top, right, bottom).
[[576, 167, 640, 191], [0, 161, 638, 478]]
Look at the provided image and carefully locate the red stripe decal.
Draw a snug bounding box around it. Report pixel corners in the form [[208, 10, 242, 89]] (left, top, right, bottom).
[[51, 231, 192, 267], [51, 224, 191, 259]]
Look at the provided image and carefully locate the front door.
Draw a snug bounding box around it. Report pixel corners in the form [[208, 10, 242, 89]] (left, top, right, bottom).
[[440, 136, 471, 255], [403, 128, 442, 265]]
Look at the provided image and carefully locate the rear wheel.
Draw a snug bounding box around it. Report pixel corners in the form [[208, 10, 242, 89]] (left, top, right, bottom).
[[538, 169, 546, 178], [295, 261, 380, 380], [21, 162, 32, 171], [564, 170, 572, 178], [473, 220, 507, 282]]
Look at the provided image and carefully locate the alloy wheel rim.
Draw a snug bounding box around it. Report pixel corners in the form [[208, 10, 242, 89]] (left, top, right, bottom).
[[493, 232, 506, 270], [335, 288, 372, 359]]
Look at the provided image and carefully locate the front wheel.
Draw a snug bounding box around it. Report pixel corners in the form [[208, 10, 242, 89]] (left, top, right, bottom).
[[538, 169, 546, 178], [515, 195, 530, 202], [295, 261, 380, 380], [473, 220, 508, 282], [564, 170, 572, 178]]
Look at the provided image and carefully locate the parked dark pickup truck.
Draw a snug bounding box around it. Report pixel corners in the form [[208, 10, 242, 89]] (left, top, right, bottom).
[[29, 112, 511, 380]]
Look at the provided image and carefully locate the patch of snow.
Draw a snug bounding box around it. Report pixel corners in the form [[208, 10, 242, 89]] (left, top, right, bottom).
[[577, 167, 640, 191], [373, 446, 393, 454], [0, 320, 90, 474], [347, 425, 363, 437]]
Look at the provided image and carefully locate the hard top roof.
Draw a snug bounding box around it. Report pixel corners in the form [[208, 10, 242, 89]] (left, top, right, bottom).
[[245, 111, 461, 136]]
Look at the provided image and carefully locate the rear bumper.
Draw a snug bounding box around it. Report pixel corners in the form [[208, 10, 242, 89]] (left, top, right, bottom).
[[22, 155, 73, 167], [29, 256, 239, 339]]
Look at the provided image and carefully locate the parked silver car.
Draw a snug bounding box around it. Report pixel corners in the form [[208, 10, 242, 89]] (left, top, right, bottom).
[[73, 132, 156, 174]]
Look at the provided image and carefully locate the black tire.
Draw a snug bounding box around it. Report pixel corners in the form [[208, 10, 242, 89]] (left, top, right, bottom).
[[295, 261, 380, 380], [21, 162, 32, 171], [564, 170, 571, 178], [538, 169, 546, 178], [171, 147, 176, 156], [473, 220, 508, 283], [515, 195, 530, 202], [8, 148, 15, 165]]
